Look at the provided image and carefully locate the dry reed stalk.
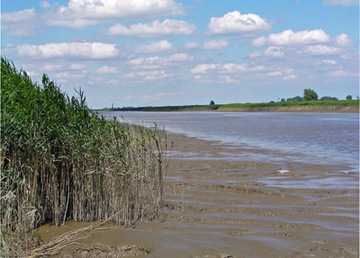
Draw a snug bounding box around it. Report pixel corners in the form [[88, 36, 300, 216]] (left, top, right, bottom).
[[25, 219, 113, 258]]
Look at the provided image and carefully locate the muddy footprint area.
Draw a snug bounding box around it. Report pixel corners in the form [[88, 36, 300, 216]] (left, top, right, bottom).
[[34, 133, 359, 258]]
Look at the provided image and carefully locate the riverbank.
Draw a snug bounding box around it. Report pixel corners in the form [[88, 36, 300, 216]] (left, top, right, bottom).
[[105, 100, 359, 113], [31, 132, 359, 257]]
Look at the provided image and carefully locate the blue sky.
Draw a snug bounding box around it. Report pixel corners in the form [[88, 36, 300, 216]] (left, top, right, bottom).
[[2, 0, 359, 108]]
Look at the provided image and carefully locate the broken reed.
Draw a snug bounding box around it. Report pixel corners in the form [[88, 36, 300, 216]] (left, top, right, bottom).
[[0, 58, 167, 256]]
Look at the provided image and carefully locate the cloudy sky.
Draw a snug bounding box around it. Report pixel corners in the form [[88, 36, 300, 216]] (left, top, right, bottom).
[[2, 0, 359, 108]]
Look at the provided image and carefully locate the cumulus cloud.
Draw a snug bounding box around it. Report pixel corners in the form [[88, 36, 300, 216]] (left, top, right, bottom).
[[168, 53, 194, 62], [40, 1, 51, 9], [49, 0, 185, 28], [302, 45, 342, 55], [191, 63, 265, 74], [190, 64, 221, 74], [202, 39, 229, 50], [124, 70, 173, 81], [2, 8, 39, 36], [108, 19, 196, 37], [322, 0, 359, 6], [322, 59, 337, 65], [264, 46, 285, 57], [208, 10, 270, 35], [137, 40, 176, 53], [252, 29, 330, 46], [2, 0, 186, 33], [183, 40, 229, 50], [12, 42, 120, 59], [222, 63, 266, 73], [126, 53, 195, 71], [95, 66, 119, 74], [334, 33, 352, 46]]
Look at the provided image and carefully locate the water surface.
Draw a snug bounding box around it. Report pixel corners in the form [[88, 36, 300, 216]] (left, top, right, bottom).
[[101, 111, 359, 189]]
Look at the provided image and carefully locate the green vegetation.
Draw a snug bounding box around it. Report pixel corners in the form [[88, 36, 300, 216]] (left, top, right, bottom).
[[1, 58, 167, 256], [303, 88, 318, 101], [111, 99, 358, 112], [110, 88, 358, 112], [109, 87, 357, 112]]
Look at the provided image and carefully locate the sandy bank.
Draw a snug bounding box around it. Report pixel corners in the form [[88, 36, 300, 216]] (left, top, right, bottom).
[[32, 133, 359, 257]]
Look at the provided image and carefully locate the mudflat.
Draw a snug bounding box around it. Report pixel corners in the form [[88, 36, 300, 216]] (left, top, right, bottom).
[[35, 133, 359, 257]]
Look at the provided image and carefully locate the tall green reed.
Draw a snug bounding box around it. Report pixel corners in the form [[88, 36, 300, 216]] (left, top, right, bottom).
[[1, 57, 167, 256]]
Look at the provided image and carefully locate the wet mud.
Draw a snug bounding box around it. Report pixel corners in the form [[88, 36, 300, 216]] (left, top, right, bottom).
[[34, 133, 359, 257]]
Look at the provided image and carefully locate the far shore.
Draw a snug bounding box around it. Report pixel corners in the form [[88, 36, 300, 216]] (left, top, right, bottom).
[[99, 100, 359, 113]]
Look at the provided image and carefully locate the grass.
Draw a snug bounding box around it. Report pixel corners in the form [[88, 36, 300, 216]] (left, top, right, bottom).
[[109, 99, 359, 112], [0, 57, 168, 256]]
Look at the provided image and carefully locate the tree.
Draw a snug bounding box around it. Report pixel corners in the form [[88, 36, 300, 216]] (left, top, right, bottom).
[[346, 95, 352, 100], [287, 96, 303, 102], [303, 89, 318, 101], [320, 96, 338, 101]]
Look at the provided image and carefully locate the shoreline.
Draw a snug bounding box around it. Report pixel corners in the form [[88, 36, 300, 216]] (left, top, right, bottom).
[[100, 100, 359, 113], [34, 132, 359, 257]]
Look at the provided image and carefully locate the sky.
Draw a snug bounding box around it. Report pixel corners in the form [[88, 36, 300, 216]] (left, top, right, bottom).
[[1, 0, 359, 108]]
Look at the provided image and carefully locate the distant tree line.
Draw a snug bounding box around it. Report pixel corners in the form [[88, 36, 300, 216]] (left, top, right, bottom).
[[280, 89, 354, 103]]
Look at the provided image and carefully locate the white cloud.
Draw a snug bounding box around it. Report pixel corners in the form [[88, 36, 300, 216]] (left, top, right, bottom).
[[183, 40, 229, 50], [2, 8, 39, 36], [222, 63, 265, 73], [267, 68, 297, 80], [13, 42, 120, 59], [126, 53, 195, 71], [253, 29, 330, 46], [40, 1, 51, 9], [137, 40, 176, 53], [49, 0, 185, 28], [126, 57, 145, 65], [329, 70, 349, 76], [220, 75, 239, 83], [2, 8, 37, 23], [202, 39, 229, 50], [124, 70, 173, 81], [168, 53, 194, 62], [190, 64, 221, 74], [322, 59, 337, 65], [322, 0, 359, 6], [191, 63, 265, 74], [108, 19, 196, 37], [208, 10, 270, 35], [252, 36, 267, 47], [303, 44, 342, 55], [95, 66, 119, 74], [334, 33, 352, 46], [70, 64, 88, 70], [264, 46, 285, 57]]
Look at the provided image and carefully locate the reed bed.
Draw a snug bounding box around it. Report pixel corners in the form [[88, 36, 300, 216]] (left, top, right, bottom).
[[0, 57, 167, 256]]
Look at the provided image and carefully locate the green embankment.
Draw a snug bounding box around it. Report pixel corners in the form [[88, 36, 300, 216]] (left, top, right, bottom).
[[112, 100, 359, 112], [0, 58, 167, 256]]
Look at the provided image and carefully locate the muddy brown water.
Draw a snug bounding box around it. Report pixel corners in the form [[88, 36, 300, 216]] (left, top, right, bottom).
[[35, 133, 359, 257]]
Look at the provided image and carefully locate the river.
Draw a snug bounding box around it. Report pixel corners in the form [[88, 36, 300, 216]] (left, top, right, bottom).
[[101, 111, 359, 173]]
